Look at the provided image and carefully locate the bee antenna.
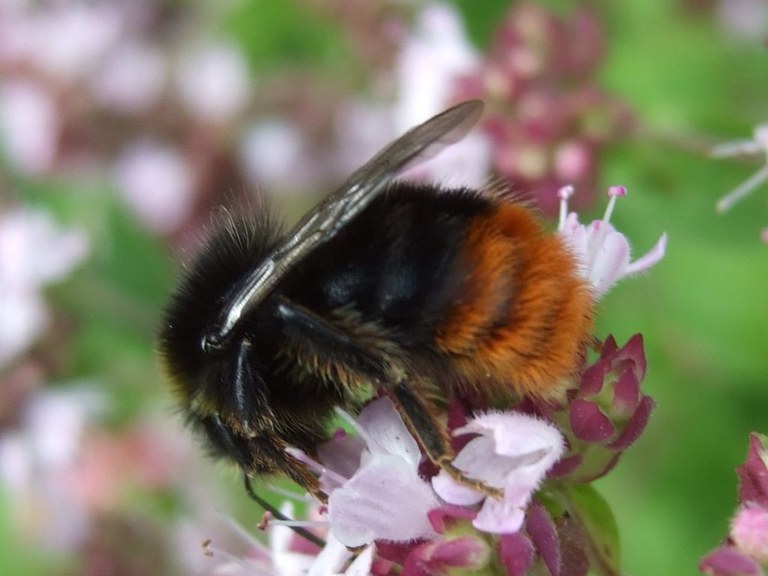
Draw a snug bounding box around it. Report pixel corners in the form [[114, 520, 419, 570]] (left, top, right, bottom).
[[242, 474, 326, 548]]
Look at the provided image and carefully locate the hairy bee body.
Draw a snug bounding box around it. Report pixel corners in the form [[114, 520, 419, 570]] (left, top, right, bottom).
[[160, 180, 592, 490], [160, 101, 595, 498]]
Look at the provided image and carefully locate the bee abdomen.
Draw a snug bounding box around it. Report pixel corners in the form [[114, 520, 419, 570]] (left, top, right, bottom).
[[435, 201, 594, 399]]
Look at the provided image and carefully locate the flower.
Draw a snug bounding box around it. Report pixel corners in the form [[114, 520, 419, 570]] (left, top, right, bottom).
[[431, 412, 564, 534], [113, 140, 195, 233], [0, 386, 104, 549], [731, 506, 768, 564], [0, 79, 60, 175], [453, 3, 633, 213], [711, 123, 768, 241], [543, 333, 655, 483], [323, 397, 440, 548], [201, 505, 374, 576], [711, 124, 768, 213], [557, 185, 667, 297], [0, 206, 89, 367], [394, 3, 491, 189], [700, 434, 768, 575]]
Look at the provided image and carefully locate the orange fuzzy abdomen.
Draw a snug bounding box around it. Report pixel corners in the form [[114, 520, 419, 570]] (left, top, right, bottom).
[[434, 202, 594, 400]]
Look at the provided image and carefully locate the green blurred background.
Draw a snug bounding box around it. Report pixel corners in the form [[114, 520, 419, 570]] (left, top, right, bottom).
[[1, 0, 767, 574]]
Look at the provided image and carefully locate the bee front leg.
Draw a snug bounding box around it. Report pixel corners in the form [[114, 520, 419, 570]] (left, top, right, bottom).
[[389, 381, 503, 500]]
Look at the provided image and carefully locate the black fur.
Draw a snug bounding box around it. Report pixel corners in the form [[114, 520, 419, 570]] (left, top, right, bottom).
[[158, 182, 493, 471]]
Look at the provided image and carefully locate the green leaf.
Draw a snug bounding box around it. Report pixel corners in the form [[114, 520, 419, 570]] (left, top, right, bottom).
[[565, 484, 621, 575]]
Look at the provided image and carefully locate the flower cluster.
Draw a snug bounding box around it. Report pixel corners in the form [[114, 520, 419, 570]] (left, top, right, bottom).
[[453, 3, 634, 214], [700, 434, 768, 576], [198, 188, 665, 576]]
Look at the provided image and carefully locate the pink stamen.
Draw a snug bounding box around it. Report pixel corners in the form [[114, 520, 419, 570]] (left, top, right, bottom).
[[202, 539, 269, 575], [268, 518, 329, 529], [285, 447, 348, 486], [717, 164, 768, 213], [334, 406, 377, 449], [603, 186, 626, 224], [557, 185, 574, 231]]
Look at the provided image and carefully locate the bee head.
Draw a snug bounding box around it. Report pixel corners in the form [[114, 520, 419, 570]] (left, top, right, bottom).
[[158, 211, 283, 467]]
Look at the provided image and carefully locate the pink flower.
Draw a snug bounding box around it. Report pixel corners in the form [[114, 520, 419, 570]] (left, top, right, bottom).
[[113, 140, 195, 233], [558, 185, 667, 297], [0, 80, 60, 175], [0, 386, 104, 549], [175, 42, 251, 124], [0, 207, 88, 367], [394, 3, 491, 188], [324, 398, 440, 548], [201, 506, 374, 576], [91, 39, 167, 114], [731, 505, 768, 564], [431, 412, 564, 534]]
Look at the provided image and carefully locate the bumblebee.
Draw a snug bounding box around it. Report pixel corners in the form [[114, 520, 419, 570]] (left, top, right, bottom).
[[159, 100, 593, 501]]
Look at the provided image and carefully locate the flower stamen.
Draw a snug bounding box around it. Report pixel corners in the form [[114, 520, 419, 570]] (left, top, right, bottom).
[[557, 185, 575, 231]]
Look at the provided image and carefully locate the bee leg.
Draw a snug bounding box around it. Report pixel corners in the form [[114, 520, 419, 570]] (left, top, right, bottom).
[[276, 298, 502, 497], [263, 432, 329, 503], [389, 382, 504, 500], [243, 475, 326, 548]]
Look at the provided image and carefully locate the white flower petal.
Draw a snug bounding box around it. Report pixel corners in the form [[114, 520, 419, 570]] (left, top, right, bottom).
[[473, 495, 526, 534], [341, 544, 375, 576], [308, 533, 354, 576], [328, 455, 439, 547], [431, 470, 485, 506], [355, 397, 422, 469], [624, 232, 667, 276], [435, 412, 564, 535]]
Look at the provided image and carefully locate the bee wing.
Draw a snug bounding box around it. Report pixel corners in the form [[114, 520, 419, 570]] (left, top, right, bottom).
[[206, 100, 484, 346]]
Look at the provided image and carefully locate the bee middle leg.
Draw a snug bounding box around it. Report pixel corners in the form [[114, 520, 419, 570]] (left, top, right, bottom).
[[389, 381, 503, 499], [276, 296, 503, 499]]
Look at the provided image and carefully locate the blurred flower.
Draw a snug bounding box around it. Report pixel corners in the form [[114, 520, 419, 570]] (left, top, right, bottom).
[[395, 3, 478, 128], [0, 386, 104, 549], [91, 39, 167, 114], [113, 139, 195, 233], [0, 80, 60, 175], [711, 123, 768, 241], [0, 2, 122, 84], [175, 42, 252, 125], [715, 0, 768, 40], [701, 434, 768, 575], [711, 124, 768, 213], [239, 118, 316, 192], [558, 185, 667, 298], [454, 3, 633, 213], [0, 206, 89, 367], [395, 3, 491, 188]]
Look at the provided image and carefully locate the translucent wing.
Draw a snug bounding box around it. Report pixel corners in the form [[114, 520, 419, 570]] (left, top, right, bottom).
[[205, 100, 484, 348]]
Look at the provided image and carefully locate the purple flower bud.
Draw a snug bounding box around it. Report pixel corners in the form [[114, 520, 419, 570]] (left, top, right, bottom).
[[499, 532, 535, 576], [402, 535, 491, 576], [699, 546, 762, 576], [526, 504, 560, 576], [569, 399, 615, 442], [541, 334, 654, 482], [738, 434, 768, 508]]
